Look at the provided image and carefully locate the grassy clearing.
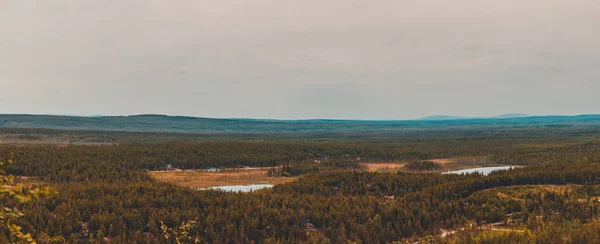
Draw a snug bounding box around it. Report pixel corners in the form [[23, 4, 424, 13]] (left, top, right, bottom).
[[361, 158, 482, 173], [148, 169, 296, 189], [362, 163, 407, 172]]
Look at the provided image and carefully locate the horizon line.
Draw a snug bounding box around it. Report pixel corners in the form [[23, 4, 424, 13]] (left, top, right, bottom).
[[2, 113, 600, 122]]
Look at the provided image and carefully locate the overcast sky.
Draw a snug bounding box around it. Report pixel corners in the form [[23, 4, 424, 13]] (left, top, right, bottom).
[[1, 0, 599, 119]]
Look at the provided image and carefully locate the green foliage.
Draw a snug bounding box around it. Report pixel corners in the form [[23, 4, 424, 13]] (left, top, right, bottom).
[[0, 126, 599, 242], [36, 233, 66, 244], [404, 161, 442, 171], [160, 219, 200, 244], [268, 159, 364, 177], [0, 155, 54, 243]]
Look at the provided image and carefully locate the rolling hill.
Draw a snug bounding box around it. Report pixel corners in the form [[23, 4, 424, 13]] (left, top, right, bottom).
[[1, 114, 600, 133]]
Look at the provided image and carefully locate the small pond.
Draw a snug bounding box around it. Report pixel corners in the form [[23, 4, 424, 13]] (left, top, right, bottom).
[[443, 166, 521, 176], [198, 184, 274, 192]]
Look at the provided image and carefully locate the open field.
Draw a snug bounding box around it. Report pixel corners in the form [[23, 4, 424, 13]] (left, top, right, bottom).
[[430, 158, 455, 164], [149, 169, 296, 189], [361, 158, 483, 173], [362, 163, 407, 172]]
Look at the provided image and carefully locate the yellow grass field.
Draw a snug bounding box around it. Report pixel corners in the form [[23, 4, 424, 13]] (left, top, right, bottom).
[[362, 163, 407, 172], [148, 169, 296, 189], [362, 158, 460, 172]]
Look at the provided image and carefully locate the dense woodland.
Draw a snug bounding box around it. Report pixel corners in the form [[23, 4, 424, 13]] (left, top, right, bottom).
[[0, 126, 600, 243]]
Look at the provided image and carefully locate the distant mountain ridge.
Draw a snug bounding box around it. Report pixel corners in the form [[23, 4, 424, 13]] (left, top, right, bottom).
[[418, 115, 469, 121], [419, 114, 531, 121], [1, 114, 599, 133], [492, 113, 531, 119]]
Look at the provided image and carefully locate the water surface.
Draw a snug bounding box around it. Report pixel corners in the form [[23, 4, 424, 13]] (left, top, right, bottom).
[[443, 166, 521, 176], [199, 184, 274, 192]]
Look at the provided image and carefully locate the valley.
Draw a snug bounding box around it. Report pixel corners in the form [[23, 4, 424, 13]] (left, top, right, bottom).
[[1, 122, 600, 243]]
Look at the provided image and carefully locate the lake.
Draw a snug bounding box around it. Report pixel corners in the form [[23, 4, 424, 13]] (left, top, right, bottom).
[[443, 166, 521, 176], [199, 184, 274, 192]]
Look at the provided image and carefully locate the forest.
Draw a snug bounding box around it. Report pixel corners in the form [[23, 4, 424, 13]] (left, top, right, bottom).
[[0, 125, 600, 243]]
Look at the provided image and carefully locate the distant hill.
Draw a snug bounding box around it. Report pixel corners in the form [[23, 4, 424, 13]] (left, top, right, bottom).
[[491, 113, 531, 119], [1, 114, 600, 133], [418, 115, 470, 121], [419, 114, 532, 121]]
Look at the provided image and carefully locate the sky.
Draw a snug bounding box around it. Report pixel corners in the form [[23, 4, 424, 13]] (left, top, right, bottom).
[[1, 0, 599, 120]]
